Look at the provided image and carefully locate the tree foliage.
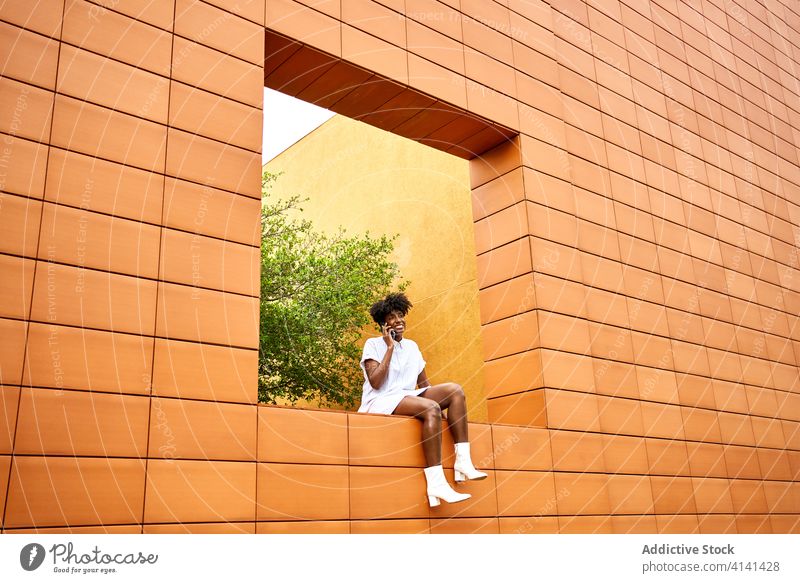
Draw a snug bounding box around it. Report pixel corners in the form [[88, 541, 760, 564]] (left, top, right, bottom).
[[259, 171, 406, 407]]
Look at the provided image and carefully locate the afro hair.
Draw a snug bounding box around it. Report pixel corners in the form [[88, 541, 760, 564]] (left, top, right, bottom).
[[369, 292, 413, 325]]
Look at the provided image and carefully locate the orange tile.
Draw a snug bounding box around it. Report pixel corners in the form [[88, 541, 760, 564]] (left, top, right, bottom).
[[538, 311, 591, 354], [15, 388, 149, 456], [498, 515, 560, 533], [593, 359, 639, 399], [762, 481, 800, 514], [492, 424, 552, 471], [144, 459, 255, 523], [495, 470, 557, 516], [166, 129, 261, 197], [62, 0, 171, 75], [484, 349, 544, 399], [735, 514, 773, 534], [532, 273, 587, 318], [45, 148, 164, 224], [151, 338, 256, 404], [464, 46, 516, 99], [769, 515, 800, 535], [487, 390, 547, 427], [144, 522, 255, 534], [0, 134, 48, 198], [0, 454, 8, 517], [23, 323, 153, 394], [407, 19, 465, 75], [257, 463, 349, 521], [550, 430, 605, 472], [169, 83, 261, 152], [342, 24, 408, 85], [558, 514, 614, 534], [0, 21, 59, 88], [5, 524, 142, 534], [650, 476, 698, 514], [430, 517, 499, 533], [470, 136, 521, 188], [350, 517, 429, 533], [0, 318, 27, 386], [148, 397, 256, 461], [480, 309, 538, 361], [723, 444, 762, 479], [349, 466, 429, 519], [0, 193, 43, 256], [656, 514, 700, 534], [718, 411, 755, 446], [0, 0, 63, 36], [30, 262, 157, 335], [5, 456, 145, 528], [56, 44, 168, 124], [51, 95, 166, 172], [479, 274, 534, 325], [162, 178, 260, 245], [267, 0, 341, 56], [0, 386, 20, 454], [473, 201, 529, 256], [681, 405, 721, 442], [476, 238, 532, 289], [602, 434, 650, 474], [171, 36, 262, 108], [0, 255, 34, 320], [697, 514, 738, 534], [553, 472, 611, 515], [461, 0, 513, 63], [38, 203, 161, 278], [159, 228, 259, 296], [640, 401, 685, 439], [636, 366, 679, 404], [729, 479, 768, 514], [406, 0, 462, 41], [259, 406, 347, 465], [466, 78, 520, 130], [155, 282, 258, 348], [348, 412, 426, 467], [646, 438, 690, 476], [175, 0, 263, 64], [756, 448, 793, 481], [611, 515, 659, 534], [256, 520, 349, 533], [543, 388, 600, 431], [264, 43, 339, 99], [0, 77, 53, 143], [471, 168, 525, 222], [597, 394, 644, 436], [607, 474, 654, 514]]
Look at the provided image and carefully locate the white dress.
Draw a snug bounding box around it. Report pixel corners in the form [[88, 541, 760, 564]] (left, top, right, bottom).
[[358, 336, 428, 414]]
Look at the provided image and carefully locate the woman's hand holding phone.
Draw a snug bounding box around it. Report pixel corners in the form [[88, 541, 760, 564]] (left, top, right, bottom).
[[381, 323, 395, 348]]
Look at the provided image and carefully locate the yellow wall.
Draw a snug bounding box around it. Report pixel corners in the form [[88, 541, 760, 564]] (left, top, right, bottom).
[[264, 115, 487, 421]]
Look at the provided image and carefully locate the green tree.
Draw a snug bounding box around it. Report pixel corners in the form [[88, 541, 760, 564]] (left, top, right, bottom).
[[259, 171, 406, 408]]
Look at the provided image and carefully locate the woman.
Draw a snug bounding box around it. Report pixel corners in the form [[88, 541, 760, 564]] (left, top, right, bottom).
[[358, 292, 487, 507]]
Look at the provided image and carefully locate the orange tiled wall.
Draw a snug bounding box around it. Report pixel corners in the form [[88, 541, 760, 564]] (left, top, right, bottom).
[[1, 0, 799, 533]]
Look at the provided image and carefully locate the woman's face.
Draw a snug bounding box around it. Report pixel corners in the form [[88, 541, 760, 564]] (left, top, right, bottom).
[[384, 310, 406, 340]]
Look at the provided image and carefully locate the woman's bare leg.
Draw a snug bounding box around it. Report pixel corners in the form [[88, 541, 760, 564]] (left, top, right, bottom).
[[393, 396, 442, 466], [418, 383, 468, 443]]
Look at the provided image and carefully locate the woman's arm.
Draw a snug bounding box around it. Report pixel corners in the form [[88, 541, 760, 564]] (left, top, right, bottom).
[[417, 368, 431, 389], [364, 350, 393, 389]]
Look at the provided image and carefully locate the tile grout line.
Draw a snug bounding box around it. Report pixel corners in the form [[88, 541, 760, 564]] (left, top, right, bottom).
[[1, 0, 69, 535], [139, 0, 179, 534]]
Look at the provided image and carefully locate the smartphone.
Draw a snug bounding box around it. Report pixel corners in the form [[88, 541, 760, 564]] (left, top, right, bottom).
[[389, 329, 396, 340]]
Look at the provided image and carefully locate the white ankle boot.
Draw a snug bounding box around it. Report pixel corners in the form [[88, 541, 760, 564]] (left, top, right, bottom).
[[423, 465, 471, 507], [454, 442, 488, 482]]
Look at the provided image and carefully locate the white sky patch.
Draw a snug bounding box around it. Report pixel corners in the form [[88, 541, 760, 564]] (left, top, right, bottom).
[[262, 87, 335, 164]]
